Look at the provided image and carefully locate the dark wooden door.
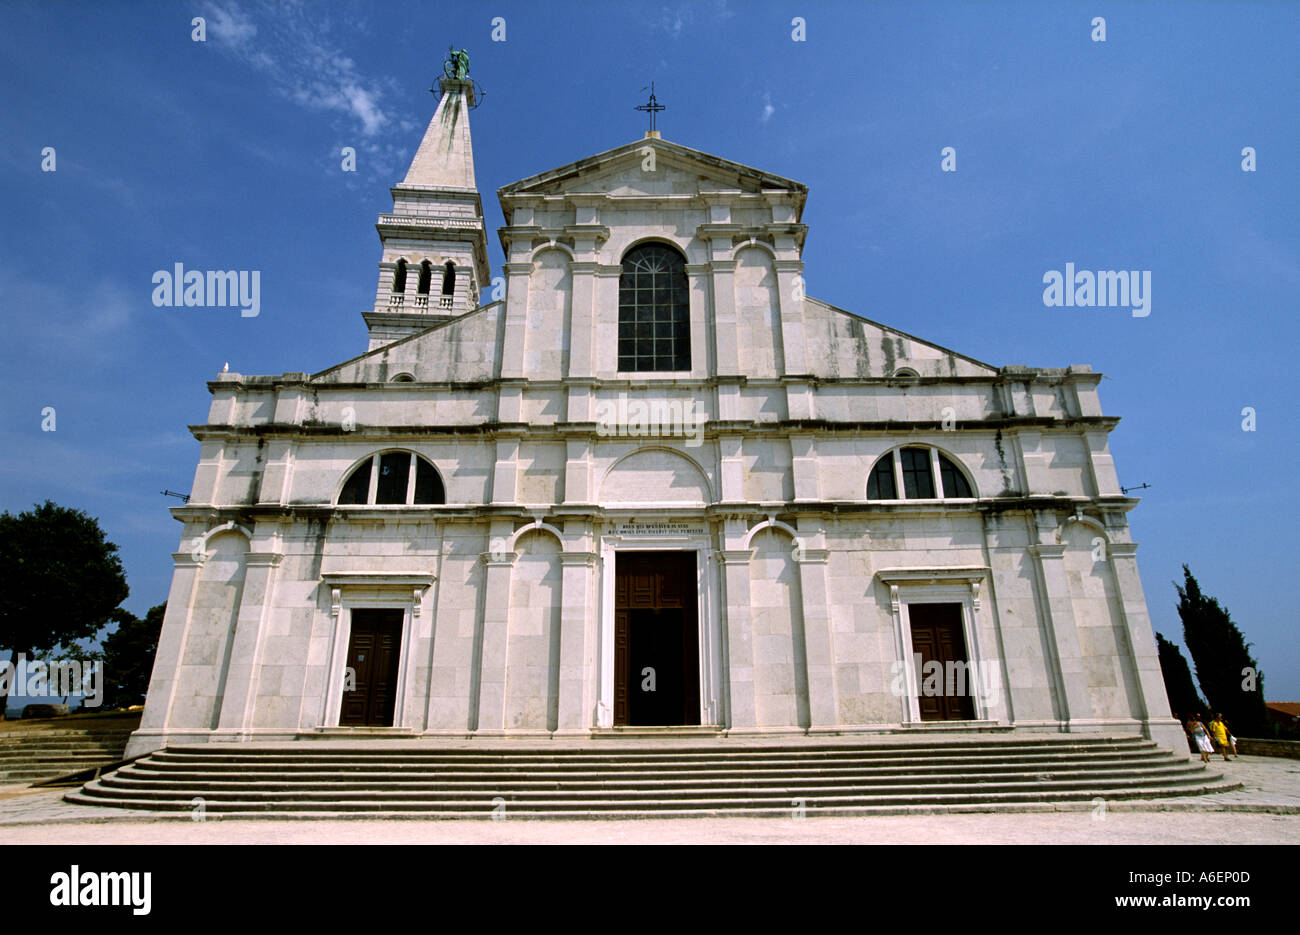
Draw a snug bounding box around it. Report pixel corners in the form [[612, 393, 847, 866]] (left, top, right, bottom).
[[614, 551, 700, 726], [909, 603, 976, 721], [340, 608, 404, 726]]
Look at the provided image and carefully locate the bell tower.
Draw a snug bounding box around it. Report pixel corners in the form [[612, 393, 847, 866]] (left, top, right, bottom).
[[364, 49, 491, 350]]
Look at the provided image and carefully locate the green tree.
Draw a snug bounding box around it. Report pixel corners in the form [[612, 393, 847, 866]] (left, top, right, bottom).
[[101, 602, 165, 709], [1155, 632, 1205, 722], [0, 501, 129, 718], [1176, 565, 1269, 737]]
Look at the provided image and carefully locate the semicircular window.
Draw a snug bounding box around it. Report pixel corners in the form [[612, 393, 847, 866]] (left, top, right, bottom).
[[867, 447, 975, 500], [618, 243, 690, 372], [339, 451, 445, 505]]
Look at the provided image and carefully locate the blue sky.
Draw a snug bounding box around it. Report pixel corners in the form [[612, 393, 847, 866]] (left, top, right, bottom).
[[1, 0, 1296, 700]]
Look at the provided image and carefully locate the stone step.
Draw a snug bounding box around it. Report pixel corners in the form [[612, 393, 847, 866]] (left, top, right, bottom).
[[121, 758, 1191, 783], [65, 734, 1236, 817], [145, 736, 1156, 757], [0, 744, 127, 756], [4, 769, 113, 782], [95, 767, 1214, 796], [0, 731, 136, 742], [67, 778, 1237, 815], [137, 743, 1175, 769], [125, 759, 1187, 783]]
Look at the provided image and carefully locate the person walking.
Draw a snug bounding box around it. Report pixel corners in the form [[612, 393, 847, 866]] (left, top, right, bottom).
[[1188, 716, 1215, 764], [1210, 713, 1236, 759]]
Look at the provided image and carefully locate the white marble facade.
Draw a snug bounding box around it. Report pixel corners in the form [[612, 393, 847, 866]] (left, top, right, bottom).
[[127, 76, 1185, 758]]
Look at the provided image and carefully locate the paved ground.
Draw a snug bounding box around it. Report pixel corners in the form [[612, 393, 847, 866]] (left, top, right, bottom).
[[1, 753, 1297, 844]]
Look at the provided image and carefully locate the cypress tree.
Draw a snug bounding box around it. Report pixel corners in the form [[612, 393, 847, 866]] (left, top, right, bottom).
[[1176, 565, 1269, 737], [1155, 631, 1205, 723]]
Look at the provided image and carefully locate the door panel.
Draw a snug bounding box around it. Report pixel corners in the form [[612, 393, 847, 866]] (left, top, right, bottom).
[[908, 602, 976, 721], [340, 608, 404, 727]]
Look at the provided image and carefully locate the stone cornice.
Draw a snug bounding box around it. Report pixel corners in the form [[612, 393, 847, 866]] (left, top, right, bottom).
[[875, 565, 988, 581], [164, 497, 1137, 528], [208, 372, 1103, 393], [321, 571, 436, 588], [188, 416, 1122, 445]]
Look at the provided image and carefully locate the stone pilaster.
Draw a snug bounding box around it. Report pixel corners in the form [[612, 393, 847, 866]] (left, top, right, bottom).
[[790, 435, 820, 501], [555, 551, 598, 732], [793, 521, 837, 730], [1108, 540, 1189, 757], [497, 261, 532, 378], [474, 546, 517, 732], [1084, 428, 1122, 497], [490, 437, 520, 504], [710, 256, 740, 376], [136, 551, 205, 735], [718, 436, 745, 503], [216, 552, 284, 733], [566, 259, 597, 379], [719, 541, 757, 730], [773, 258, 807, 375], [1028, 532, 1095, 724]]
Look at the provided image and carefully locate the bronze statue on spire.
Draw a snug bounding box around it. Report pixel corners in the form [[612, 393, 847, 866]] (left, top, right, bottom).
[[444, 47, 470, 80]]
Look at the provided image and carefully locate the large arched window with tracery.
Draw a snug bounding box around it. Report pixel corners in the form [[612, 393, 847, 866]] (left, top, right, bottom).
[[618, 243, 690, 372]]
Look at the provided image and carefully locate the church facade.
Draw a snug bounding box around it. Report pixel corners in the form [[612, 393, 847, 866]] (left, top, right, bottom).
[[126, 72, 1185, 759]]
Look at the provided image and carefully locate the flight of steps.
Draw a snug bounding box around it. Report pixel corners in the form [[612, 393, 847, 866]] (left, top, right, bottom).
[[0, 718, 138, 784], [65, 734, 1239, 817]]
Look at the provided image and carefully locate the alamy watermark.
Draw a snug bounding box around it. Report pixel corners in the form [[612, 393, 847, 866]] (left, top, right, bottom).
[[0, 654, 103, 707], [151, 263, 261, 318], [595, 393, 706, 447], [1042, 263, 1150, 318], [888, 655, 1001, 707]]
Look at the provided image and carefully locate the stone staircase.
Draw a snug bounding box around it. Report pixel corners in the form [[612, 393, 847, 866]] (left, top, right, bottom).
[[0, 717, 139, 784], [65, 734, 1239, 817]]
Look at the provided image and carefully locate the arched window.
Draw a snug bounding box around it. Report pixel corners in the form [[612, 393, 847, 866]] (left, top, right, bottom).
[[391, 258, 408, 294], [867, 447, 975, 500], [338, 452, 445, 505], [417, 260, 432, 295], [441, 261, 456, 296], [893, 367, 919, 378], [618, 242, 690, 372]]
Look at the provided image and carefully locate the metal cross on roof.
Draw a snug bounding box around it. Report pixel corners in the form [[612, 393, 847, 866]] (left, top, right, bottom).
[[635, 82, 665, 132]]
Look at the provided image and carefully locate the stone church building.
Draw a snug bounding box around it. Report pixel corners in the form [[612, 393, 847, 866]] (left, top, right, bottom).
[[125, 70, 1185, 760]]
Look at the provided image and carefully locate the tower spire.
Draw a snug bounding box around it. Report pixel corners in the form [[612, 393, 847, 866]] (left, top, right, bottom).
[[402, 48, 477, 189], [365, 49, 490, 350]]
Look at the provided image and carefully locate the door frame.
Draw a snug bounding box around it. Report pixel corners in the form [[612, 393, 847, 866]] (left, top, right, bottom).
[[876, 567, 993, 725], [337, 606, 407, 727], [613, 551, 701, 727], [598, 525, 720, 728], [320, 573, 433, 730]]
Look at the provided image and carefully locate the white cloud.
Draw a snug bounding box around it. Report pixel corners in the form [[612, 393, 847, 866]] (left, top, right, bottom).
[[207, 3, 258, 48], [761, 92, 775, 124], [202, 1, 396, 142], [656, 1, 732, 38]]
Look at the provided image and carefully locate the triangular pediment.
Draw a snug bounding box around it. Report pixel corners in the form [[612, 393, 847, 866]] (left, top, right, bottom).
[[498, 138, 807, 201]]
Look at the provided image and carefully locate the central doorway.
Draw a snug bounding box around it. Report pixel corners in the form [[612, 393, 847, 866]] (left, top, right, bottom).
[[614, 551, 700, 726], [339, 608, 403, 726]]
